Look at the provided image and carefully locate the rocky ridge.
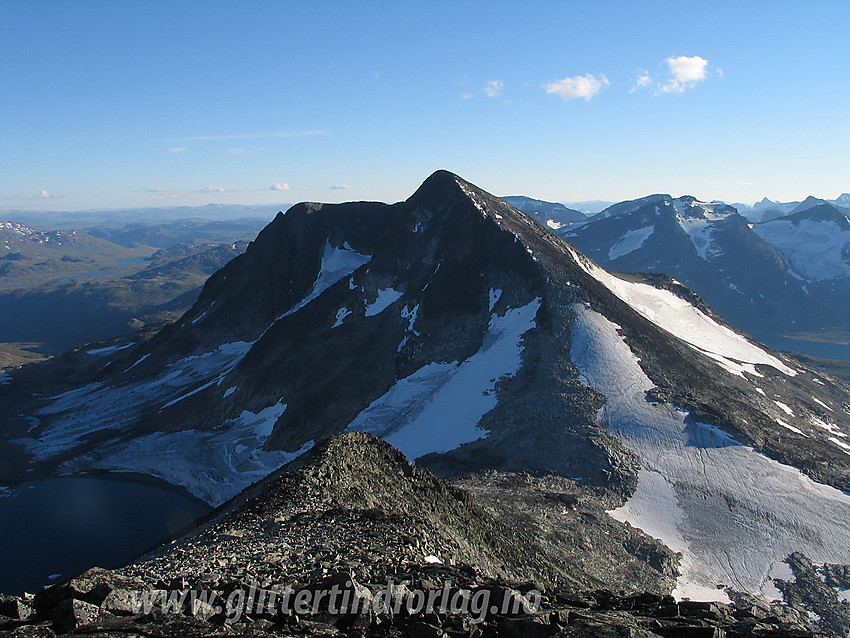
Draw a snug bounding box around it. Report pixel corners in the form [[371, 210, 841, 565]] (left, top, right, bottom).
[[0, 433, 840, 637]]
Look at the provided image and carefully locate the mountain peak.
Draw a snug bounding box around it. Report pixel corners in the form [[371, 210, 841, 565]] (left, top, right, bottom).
[[407, 169, 466, 202]]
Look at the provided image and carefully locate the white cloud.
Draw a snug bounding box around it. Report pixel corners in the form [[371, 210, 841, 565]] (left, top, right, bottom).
[[201, 186, 226, 193], [270, 182, 290, 191], [629, 71, 652, 93], [330, 185, 349, 190], [484, 80, 503, 98], [660, 55, 709, 93], [40, 189, 52, 198], [169, 147, 187, 153], [716, 67, 725, 79], [544, 74, 609, 101], [460, 93, 474, 100]]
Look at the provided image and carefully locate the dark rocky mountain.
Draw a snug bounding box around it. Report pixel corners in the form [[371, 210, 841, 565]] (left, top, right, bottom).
[[2, 171, 850, 631], [556, 195, 850, 340], [500, 196, 586, 230], [2, 432, 840, 637]]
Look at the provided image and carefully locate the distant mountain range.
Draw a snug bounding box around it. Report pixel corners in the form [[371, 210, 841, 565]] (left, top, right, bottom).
[[510, 194, 850, 348]]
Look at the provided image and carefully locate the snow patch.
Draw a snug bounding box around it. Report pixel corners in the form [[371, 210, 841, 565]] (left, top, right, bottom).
[[223, 386, 237, 399], [607, 226, 654, 260], [29, 341, 254, 462], [332, 307, 351, 328], [566, 245, 797, 378], [124, 354, 150, 373], [347, 298, 540, 460], [63, 399, 310, 506], [571, 303, 850, 602], [365, 288, 403, 317], [774, 401, 794, 416], [829, 437, 850, 454], [813, 397, 833, 412], [86, 343, 135, 356], [776, 419, 805, 436], [753, 218, 850, 281], [488, 288, 502, 312], [281, 242, 371, 319]]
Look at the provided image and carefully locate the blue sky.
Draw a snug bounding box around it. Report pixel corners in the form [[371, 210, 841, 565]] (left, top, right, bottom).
[[2, 1, 849, 211]]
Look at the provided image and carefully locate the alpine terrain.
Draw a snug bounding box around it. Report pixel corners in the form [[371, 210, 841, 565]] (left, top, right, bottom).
[[557, 194, 850, 343], [2, 171, 850, 635]]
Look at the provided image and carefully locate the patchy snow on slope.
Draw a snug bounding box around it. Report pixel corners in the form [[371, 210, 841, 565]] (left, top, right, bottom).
[[571, 303, 850, 603], [23, 341, 254, 462], [124, 354, 150, 372], [365, 288, 403, 317], [282, 241, 371, 319], [86, 343, 135, 356], [775, 401, 795, 416], [347, 298, 540, 460], [813, 397, 833, 412], [63, 400, 312, 506], [489, 288, 502, 312], [566, 245, 797, 378], [753, 218, 850, 281], [332, 307, 351, 328], [671, 200, 730, 260], [776, 419, 805, 436], [608, 226, 655, 260]]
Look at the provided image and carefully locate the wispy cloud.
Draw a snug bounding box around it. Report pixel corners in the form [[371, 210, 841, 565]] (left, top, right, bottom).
[[543, 74, 609, 101], [169, 147, 187, 153], [484, 80, 503, 98], [629, 71, 652, 94], [200, 186, 227, 193], [329, 185, 349, 190], [460, 93, 474, 100], [270, 182, 290, 191], [659, 55, 709, 93]]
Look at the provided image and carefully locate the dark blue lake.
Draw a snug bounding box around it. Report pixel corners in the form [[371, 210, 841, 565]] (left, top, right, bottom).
[[0, 475, 210, 596], [758, 335, 850, 363]]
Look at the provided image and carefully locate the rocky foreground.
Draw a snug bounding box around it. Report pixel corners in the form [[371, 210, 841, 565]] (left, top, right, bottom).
[[1, 433, 847, 637]]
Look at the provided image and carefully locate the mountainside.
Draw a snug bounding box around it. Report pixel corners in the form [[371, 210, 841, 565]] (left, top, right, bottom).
[[500, 196, 586, 230], [752, 203, 850, 282], [557, 195, 850, 339], [3, 171, 850, 611]]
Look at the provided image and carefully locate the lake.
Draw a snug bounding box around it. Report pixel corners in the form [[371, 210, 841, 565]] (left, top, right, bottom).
[[757, 334, 850, 363], [0, 475, 210, 596]]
